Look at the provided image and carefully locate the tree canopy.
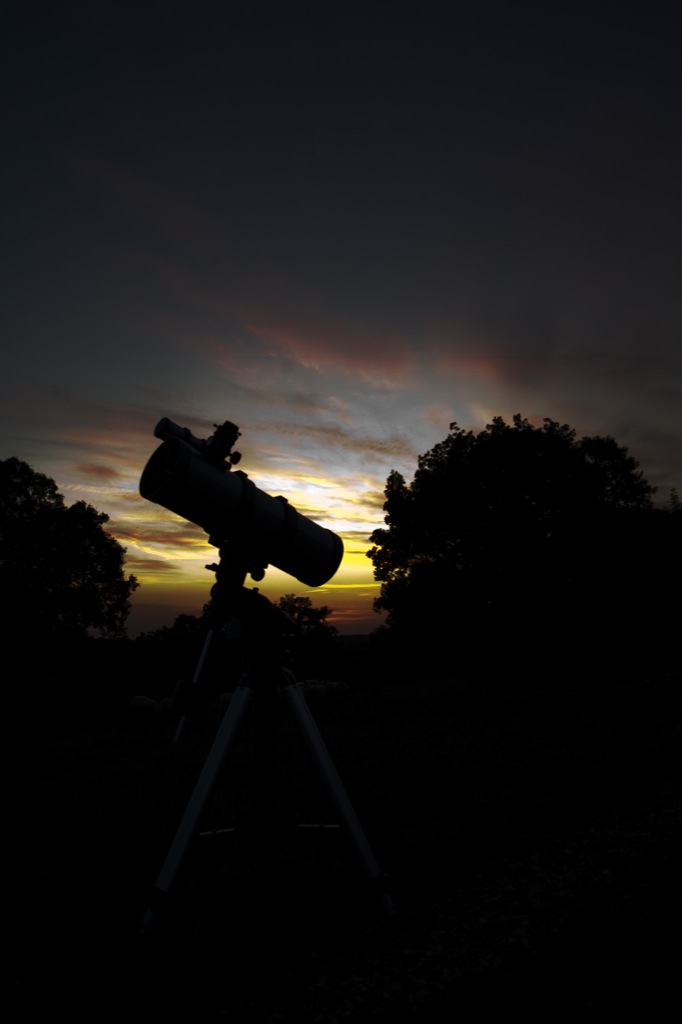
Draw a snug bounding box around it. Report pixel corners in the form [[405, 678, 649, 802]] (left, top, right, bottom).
[[368, 415, 679, 680], [0, 457, 139, 640], [277, 593, 337, 638], [276, 593, 339, 678]]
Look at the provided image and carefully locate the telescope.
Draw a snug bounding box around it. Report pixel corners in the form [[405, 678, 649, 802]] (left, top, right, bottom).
[[139, 419, 394, 935], [139, 418, 344, 587]]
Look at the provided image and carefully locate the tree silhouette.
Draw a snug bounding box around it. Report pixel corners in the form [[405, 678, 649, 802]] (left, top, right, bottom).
[[277, 593, 337, 638], [276, 593, 338, 678], [368, 416, 678, 680], [0, 457, 138, 641]]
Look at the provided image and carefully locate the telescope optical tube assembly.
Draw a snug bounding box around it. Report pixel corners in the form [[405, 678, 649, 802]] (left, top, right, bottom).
[[140, 433, 343, 588]]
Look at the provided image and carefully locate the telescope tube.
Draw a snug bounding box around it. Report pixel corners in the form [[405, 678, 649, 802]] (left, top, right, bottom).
[[140, 437, 343, 588]]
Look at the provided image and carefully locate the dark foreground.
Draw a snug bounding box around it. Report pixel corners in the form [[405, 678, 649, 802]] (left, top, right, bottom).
[[8, 671, 680, 1020]]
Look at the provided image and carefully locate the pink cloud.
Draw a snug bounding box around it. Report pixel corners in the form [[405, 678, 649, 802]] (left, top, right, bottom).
[[420, 317, 507, 382], [61, 151, 418, 384], [180, 285, 418, 383], [74, 463, 121, 480]]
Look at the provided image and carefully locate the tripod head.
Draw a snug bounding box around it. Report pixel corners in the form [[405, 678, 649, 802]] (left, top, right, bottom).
[[140, 418, 344, 587]]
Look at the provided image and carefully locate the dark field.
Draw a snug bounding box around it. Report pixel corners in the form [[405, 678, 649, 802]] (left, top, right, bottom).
[[8, 669, 680, 1020]]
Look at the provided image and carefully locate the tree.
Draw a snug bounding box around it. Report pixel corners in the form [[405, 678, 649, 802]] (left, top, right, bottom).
[[277, 594, 338, 638], [368, 415, 678, 680], [276, 594, 339, 677], [0, 457, 139, 641]]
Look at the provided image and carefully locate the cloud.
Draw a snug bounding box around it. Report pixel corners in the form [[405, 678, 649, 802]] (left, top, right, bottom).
[[124, 557, 184, 574], [7, 390, 159, 453], [360, 489, 388, 511], [341, 536, 382, 558], [245, 314, 415, 383], [73, 463, 121, 480], [112, 522, 208, 550], [61, 153, 419, 388], [255, 421, 414, 461], [162, 274, 419, 385]]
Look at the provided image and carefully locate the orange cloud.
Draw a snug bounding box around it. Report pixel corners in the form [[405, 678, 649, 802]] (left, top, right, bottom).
[[124, 557, 184, 574], [111, 522, 208, 550]]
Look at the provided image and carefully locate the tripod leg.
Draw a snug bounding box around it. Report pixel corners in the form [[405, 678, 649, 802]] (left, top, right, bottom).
[[173, 627, 215, 743], [281, 678, 395, 919], [142, 682, 254, 933]]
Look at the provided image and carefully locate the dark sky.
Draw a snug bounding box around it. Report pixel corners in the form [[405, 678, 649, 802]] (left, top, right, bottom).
[[3, 0, 681, 633]]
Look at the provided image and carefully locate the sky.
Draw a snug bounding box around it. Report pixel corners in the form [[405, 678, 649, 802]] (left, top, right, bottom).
[[2, 0, 681, 636]]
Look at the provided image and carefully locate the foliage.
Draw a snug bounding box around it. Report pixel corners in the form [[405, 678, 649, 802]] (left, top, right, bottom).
[[277, 593, 338, 638], [368, 415, 679, 679], [276, 593, 339, 678], [133, 611, 212, 699], [136, 612, 207, 645], [0, 457, 138, 640], [664, 487, 681, 514]]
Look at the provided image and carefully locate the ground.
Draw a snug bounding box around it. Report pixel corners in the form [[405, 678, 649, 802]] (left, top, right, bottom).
[[8, 671, 680, 1019]]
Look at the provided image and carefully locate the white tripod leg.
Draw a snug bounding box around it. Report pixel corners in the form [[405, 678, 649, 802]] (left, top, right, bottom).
[[281, 676, 395, 919], [142, 682, 254, 933]]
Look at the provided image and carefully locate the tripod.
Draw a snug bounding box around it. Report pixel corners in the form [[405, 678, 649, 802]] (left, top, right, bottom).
[[142, 554, 394, 933]]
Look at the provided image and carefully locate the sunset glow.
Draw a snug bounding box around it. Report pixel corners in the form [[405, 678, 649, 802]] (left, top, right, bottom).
[[2, 2, 680, 635]]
